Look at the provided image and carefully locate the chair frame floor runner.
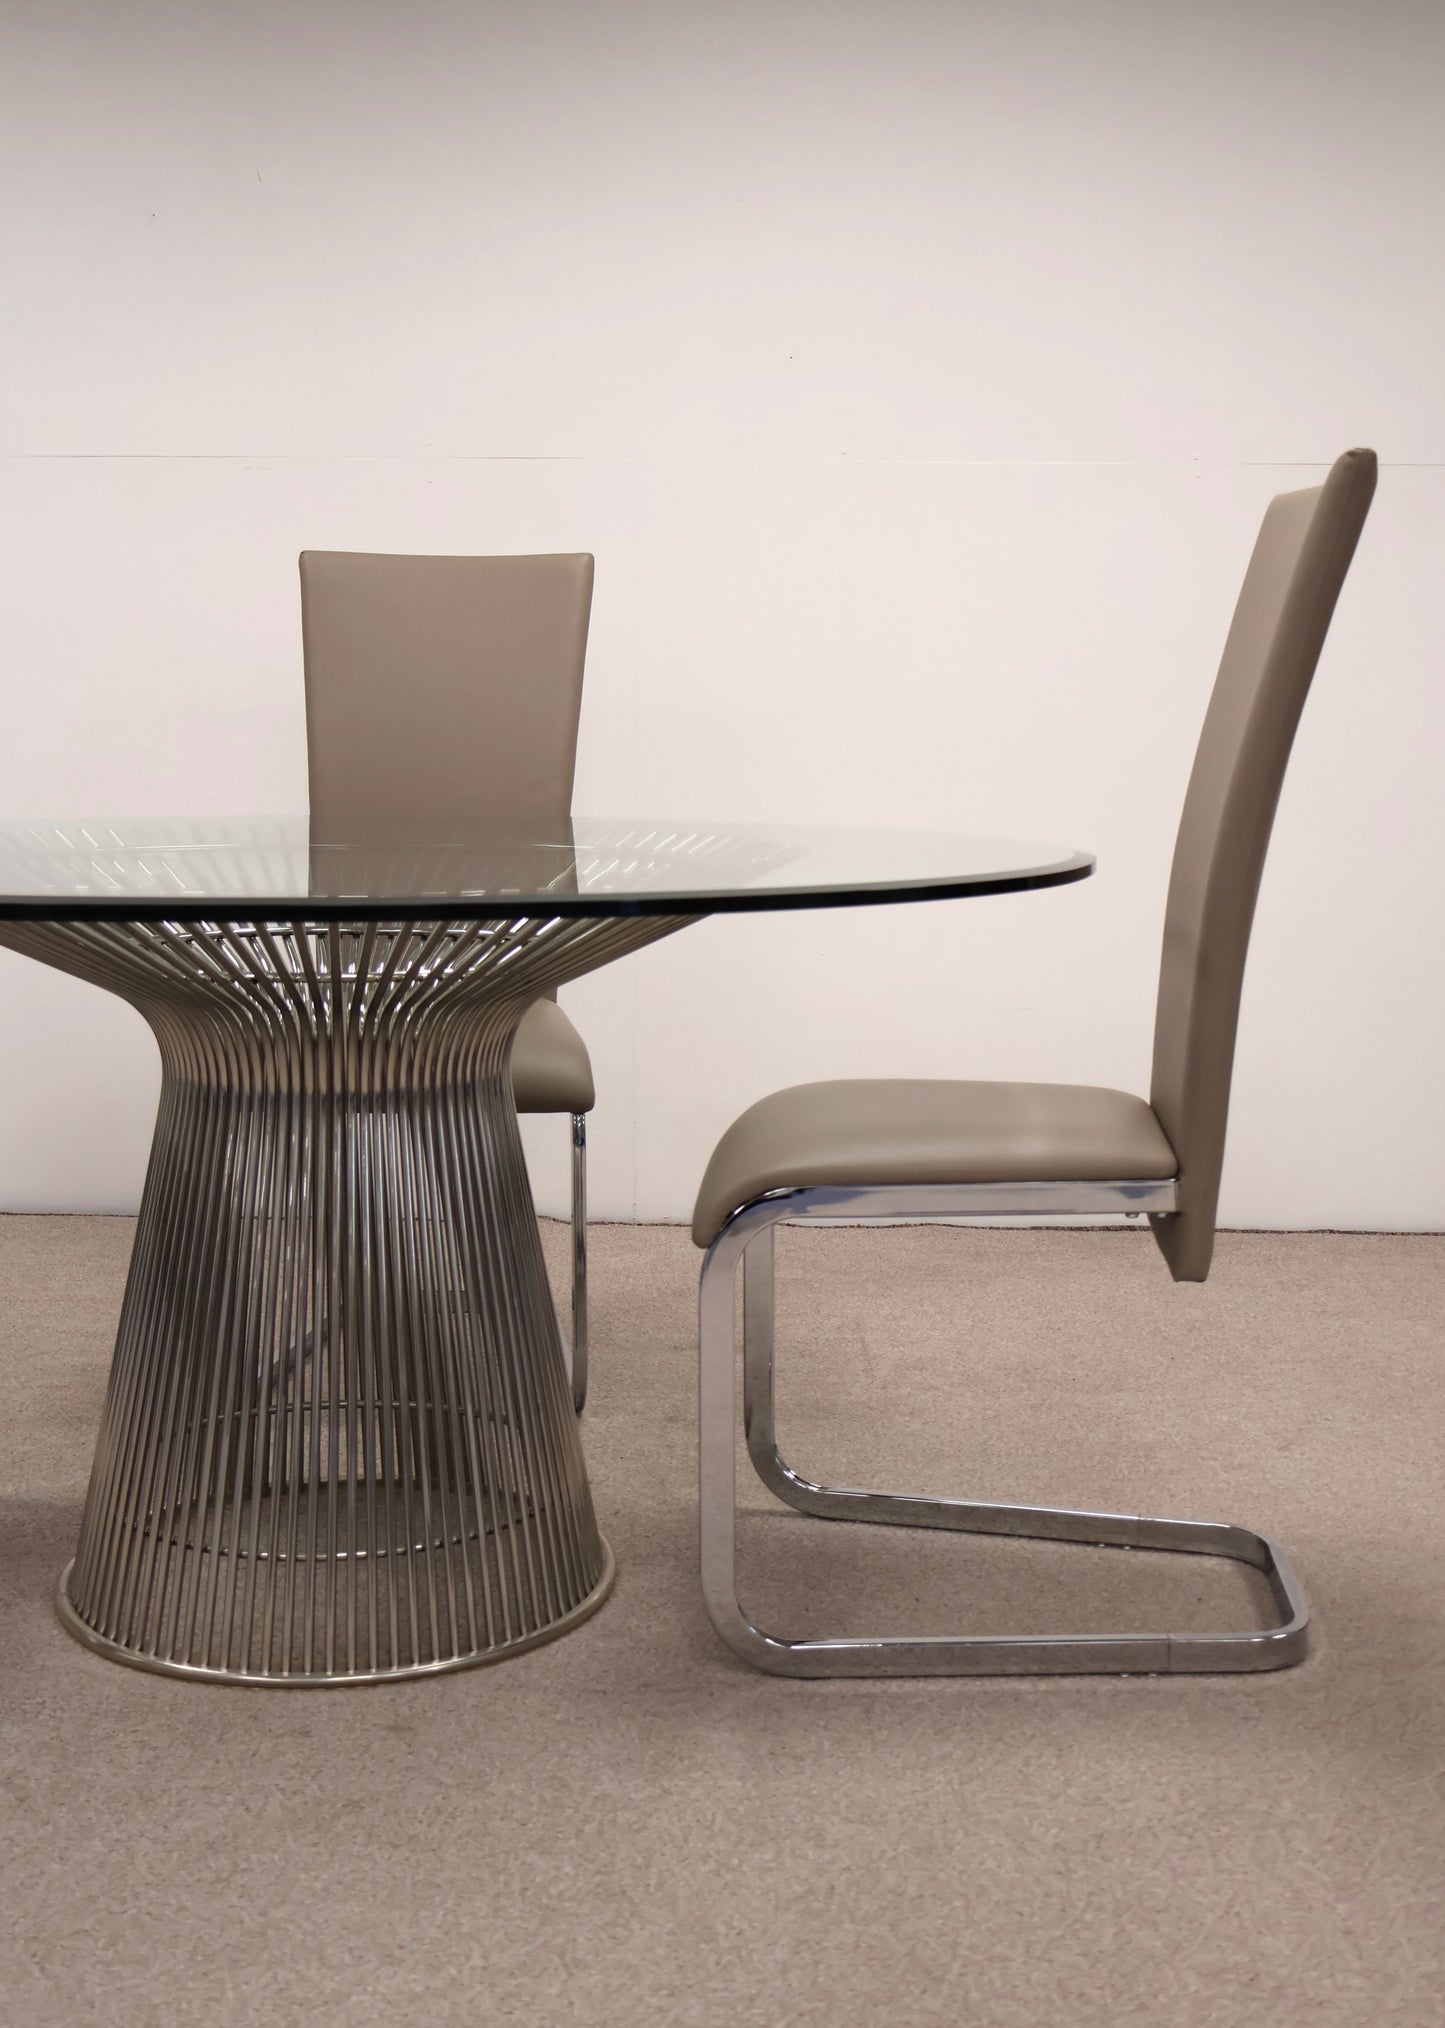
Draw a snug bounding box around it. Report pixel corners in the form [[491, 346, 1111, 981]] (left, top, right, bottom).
[[698, 1181, 1310, 1678]]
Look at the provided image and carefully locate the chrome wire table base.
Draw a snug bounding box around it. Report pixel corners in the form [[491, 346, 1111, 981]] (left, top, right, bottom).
[[0, 910, 686, 1684]]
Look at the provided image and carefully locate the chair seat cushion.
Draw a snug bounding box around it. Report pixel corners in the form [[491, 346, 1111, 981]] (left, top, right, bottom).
[[691, 1080, 1178, 1246], [510, 999, 595, 1114]]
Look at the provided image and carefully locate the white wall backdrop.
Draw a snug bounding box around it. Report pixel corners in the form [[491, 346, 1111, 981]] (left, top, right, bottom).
[[1, 0, 1441, 1228]]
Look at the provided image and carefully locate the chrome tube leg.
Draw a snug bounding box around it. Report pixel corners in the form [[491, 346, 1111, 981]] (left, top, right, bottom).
[[570, 1114, 588, 1415], [706, 1195, 1310, 1678], [699, 1218, 790, 1672], [742, 1226, 780, 1480]]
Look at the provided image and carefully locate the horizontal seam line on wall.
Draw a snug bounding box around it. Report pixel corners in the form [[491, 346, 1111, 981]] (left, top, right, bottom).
[[0, 454, 1438, 470]]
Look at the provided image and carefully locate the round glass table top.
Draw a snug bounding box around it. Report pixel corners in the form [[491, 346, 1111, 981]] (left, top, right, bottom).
[[0, 816, 1093, 921]]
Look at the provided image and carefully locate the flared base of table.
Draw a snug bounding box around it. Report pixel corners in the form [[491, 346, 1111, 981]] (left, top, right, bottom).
[[55, 1541, 616, 1687], [0, 911, 689, 1684]]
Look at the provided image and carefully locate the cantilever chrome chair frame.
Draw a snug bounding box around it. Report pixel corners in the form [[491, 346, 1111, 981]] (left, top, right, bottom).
[[699, 1179, 1309, 1679]]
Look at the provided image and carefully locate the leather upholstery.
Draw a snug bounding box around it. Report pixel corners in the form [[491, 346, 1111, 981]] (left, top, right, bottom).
[[691, 1081, 1178, 1248], [1148, 449, 1376, 1279], [510, 998, 596, 1114], [690, 451, 1376, 1275], [299, 550, 598, 1117], [300, 550, 593, 827]]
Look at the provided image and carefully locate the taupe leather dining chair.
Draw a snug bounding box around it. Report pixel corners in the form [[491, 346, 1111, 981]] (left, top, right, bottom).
[[300, 549, 599, 1411], [692, 448, 1377, 1677]]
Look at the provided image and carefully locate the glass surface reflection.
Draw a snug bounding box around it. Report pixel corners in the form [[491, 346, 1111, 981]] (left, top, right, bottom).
[[0, 815, 1091, 918]]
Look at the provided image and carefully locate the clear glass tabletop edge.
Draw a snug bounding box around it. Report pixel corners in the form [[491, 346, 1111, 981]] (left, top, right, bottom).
[[0, 816, 1094, 921]]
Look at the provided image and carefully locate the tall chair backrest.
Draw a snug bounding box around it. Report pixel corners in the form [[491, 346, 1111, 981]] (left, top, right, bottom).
[[1149, 449, 1376, 1281], [299, 551, 595, 827]]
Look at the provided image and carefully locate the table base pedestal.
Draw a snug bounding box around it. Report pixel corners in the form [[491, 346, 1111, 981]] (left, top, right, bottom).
[[0, 912, 686, 1684]]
